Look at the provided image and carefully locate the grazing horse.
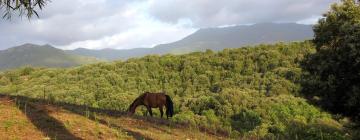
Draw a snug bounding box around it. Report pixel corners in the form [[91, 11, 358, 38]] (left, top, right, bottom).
[[128, 92, 174, 118]]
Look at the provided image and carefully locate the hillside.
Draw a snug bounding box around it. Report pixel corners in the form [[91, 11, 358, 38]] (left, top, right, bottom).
[[68, 47, 152, 61], [0, 94, 223, 140], [0, 44, 101, 70], [153, 23, 313, 53], [0, 42, 356, 139], [67, 23, 313, 60]]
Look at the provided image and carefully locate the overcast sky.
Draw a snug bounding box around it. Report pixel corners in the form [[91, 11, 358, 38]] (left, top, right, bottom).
[[0, 0, 338, 50]]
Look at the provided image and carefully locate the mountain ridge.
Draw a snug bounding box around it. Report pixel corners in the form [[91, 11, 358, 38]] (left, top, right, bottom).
[[66, 23, 314, 60], [4, 23, 314, 62], [0, 44, 101, 70]]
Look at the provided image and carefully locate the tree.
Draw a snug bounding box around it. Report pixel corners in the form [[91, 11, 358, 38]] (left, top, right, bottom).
[[0, 0, 48, 19], [301, 0, 360, 123]]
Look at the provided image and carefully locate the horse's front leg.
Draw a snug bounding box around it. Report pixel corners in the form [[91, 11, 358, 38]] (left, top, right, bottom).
[[159, 106, 164, 118], [146, 106, 153, 116]]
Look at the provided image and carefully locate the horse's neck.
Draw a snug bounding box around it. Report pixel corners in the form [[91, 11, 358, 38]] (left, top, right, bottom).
[[132, 104, 139, 111], [132, 98, 143, 110]]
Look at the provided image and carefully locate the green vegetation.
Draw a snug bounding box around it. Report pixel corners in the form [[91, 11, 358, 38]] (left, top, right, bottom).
[[302, 0, 360, 126], [1, 0, 48, 19], [0, 41, 353, 139]]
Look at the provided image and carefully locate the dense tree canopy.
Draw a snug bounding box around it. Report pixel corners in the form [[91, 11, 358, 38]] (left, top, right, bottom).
[[0, 0, 47, 19], [301, 0, 360, 124], [0, 42, 352, 139]]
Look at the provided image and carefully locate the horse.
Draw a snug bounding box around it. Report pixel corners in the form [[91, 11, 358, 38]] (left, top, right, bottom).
[[127, 92, 174, 118]]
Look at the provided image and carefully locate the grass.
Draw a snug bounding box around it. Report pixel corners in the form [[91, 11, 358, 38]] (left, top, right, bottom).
[[0, 97, 44, 139], [0, 94, 228, 140]]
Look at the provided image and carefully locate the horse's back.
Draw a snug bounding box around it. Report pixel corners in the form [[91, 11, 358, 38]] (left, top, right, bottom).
[[144, 92, 167, 107]]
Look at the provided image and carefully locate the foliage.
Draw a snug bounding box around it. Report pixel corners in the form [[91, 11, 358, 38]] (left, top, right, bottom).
[[0, 0, 48, 19], [231, 109, 261, 133], [301, 0, 360, 124], [0, 42, 351, 139]]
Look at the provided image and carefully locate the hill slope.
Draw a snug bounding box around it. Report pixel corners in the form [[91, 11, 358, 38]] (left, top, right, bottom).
[[0, 95, 225, 140], [67, 23, 313, 60], [0, 44, 101, 70], [0, 42, 352, 139]]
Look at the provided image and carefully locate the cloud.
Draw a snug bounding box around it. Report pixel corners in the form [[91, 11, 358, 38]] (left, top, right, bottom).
[[0, 0, 135, 47], [148, 0, 338, 27], [60, 17, 196, 50], [57, 0, 196, 50], [0, 0, 195, 50], [0, 0, 339, 50]]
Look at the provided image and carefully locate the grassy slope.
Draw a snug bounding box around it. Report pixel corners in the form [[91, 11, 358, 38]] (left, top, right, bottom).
[[0, 95, 226, 140]]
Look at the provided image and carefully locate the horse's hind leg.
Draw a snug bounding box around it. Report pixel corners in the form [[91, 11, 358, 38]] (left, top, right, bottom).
[[159, 106, 164, 118], [146, 106, 153, 116]]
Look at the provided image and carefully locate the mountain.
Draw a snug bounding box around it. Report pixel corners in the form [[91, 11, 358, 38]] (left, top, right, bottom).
[[67, 23, 314, 60], [0, 43, 101, 70], [68, 47, 153, 61], [154, 23, 314, 52]]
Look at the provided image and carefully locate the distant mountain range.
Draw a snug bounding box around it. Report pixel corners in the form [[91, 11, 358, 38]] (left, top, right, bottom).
[[0, 23, 314, 70], [0, 44, 100, 70], [67, 23, 314, 60]]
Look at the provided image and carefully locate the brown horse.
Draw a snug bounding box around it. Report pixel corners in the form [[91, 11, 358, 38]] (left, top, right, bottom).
[[127, 92, 174, 118]]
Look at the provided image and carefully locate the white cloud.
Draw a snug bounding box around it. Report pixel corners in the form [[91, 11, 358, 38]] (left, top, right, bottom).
[[0, 0, 340, 50], [0, 0, 196, 50], [296, 16, 323, 25], [60, 21, 195, 50], [57, 26, 194, 49], [148, 0, 338, 27], [58, 0, 196, 50]]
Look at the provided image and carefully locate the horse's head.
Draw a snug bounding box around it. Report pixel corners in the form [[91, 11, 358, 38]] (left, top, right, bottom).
[[127, 110, 135, 115], [127, 99, 137, 115], [127, 108, 135, 115]]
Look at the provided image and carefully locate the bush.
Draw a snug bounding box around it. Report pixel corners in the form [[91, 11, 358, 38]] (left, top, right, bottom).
[[172, 110, 197, 126], [231, 109, 262, 133]]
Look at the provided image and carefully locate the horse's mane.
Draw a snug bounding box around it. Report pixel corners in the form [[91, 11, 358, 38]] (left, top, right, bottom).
[[128, 93, 147, 110]]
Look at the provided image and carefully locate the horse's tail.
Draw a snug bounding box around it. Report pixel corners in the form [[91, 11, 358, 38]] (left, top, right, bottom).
[[165, 95, 174, 117]]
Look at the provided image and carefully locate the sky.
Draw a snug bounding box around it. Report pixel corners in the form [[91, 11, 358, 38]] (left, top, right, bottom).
[[0, 0, 338, 50]]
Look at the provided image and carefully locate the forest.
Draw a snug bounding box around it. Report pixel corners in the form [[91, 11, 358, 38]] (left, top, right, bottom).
[[0, 41, 355, 139]]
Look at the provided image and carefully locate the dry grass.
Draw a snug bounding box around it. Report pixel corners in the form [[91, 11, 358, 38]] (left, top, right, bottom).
[[43, 104, 131, 140], [97, 115, 227, 140], [0, 95, 228, 140], [0, 97, 44, 140]]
